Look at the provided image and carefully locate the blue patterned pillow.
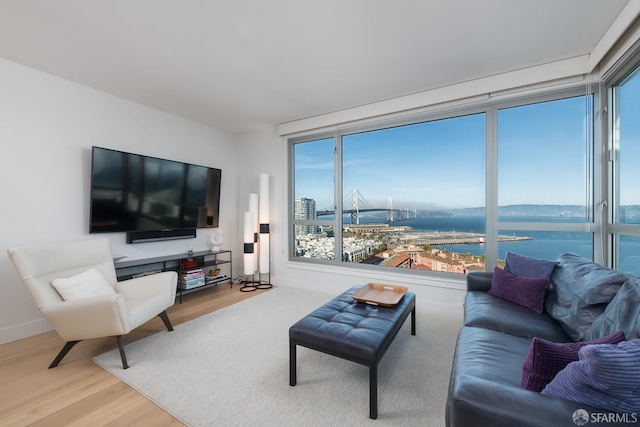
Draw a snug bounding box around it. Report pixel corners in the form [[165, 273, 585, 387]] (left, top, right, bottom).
[[541, 339, 640, 414]]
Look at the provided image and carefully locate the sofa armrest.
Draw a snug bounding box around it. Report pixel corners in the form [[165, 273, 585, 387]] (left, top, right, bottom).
[[466, 271, 493, 292], [449, 375, 606, 427]]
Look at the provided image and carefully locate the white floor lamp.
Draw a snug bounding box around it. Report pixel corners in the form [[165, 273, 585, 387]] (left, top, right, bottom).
[[257, 173, 272, 289], [240, 210, 258, 292], [241, 176, 272, 291]]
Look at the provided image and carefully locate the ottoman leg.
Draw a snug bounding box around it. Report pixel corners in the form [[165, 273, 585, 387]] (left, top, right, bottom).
[[289, 340, 297, 386], [370, 364, 378, 419], [411, 306, 416, 335]]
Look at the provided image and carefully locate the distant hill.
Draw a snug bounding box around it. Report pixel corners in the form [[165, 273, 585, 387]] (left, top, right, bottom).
[[390, 204, 640, 220], [446, 205, 589, 217]]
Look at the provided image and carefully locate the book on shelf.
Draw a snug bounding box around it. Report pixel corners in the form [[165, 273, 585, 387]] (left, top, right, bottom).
[[180, 268, 205, 290], [181, 277, 205, 290]]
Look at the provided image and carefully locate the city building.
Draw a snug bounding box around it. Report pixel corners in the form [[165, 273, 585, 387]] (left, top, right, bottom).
[[294, 197, 317, 236]]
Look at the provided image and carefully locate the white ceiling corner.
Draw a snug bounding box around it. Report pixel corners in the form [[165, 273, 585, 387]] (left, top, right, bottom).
[[0, 0, 634, 134]]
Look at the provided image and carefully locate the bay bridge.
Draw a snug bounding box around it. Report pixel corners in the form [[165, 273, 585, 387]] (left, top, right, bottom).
[[316, 189, 417, 224]]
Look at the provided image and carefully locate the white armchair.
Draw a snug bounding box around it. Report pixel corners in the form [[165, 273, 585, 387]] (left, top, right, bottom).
[[7, 237, 177, 369]]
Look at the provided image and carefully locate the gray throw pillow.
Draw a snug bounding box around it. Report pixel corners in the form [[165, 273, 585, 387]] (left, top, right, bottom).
[[544, 253, 631, 342], [583, 277, 640, 341]]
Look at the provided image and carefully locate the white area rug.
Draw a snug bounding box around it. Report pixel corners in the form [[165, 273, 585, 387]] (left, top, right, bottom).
[[94, 286, 462, 426]]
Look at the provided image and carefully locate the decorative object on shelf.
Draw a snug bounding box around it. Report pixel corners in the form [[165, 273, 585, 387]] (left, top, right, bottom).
[[181, 259, 199, 270], [208, 228, 223, 252]]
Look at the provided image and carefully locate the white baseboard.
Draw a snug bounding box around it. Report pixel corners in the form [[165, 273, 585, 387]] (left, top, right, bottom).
[[0, 318, 52, 345], [272, 274, 465, 318]]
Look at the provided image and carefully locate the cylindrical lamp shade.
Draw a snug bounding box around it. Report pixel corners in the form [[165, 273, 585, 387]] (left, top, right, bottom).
[[249, 193, 259, 271], [243, 211, 254, 275], [259, 173, 270, 274]]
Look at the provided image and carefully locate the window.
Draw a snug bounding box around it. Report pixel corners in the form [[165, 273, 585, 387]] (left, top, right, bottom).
[[496, 95, 594, 263], [292, 136, 335, 260], [611, 61, 640, 275], [341, 114, 485, 273], [289, 89, 596, 275]]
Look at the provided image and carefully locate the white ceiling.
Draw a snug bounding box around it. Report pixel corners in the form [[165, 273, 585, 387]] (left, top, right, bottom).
[[0, 0, 632, 134]]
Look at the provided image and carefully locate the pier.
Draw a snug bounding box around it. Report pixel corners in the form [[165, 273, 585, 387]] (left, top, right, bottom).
[[400, 231, 531, 246]]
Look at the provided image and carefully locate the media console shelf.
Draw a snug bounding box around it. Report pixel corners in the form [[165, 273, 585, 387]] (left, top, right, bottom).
[[114, 250, 232, 303]]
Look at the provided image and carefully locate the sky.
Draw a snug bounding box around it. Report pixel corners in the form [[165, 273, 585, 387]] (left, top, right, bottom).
[[294, 79, 640, 211]]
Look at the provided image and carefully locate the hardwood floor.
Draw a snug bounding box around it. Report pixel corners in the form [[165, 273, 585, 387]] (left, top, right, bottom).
[[0, 284, 272, 426]]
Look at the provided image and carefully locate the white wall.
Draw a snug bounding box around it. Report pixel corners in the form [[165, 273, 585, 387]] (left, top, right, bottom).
[[0, 58, 240, 344]]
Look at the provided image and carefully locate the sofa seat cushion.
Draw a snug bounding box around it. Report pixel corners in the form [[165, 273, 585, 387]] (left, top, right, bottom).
[[464, 291, 571, 342], [448, 327, 604, 427]]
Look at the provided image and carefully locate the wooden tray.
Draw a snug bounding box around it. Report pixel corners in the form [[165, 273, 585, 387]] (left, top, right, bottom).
[[352, 283, 408, 307]]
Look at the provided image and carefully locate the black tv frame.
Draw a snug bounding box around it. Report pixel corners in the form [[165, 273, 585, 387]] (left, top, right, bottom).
[[89, 146, 221, 242]]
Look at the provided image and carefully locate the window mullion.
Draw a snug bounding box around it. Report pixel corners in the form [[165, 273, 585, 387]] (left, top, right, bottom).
[[334, 130, 343, 264]]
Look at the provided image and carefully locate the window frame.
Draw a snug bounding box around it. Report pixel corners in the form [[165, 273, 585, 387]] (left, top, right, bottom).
[[288, 85, 600, 277], [606, 45, 640, 273]]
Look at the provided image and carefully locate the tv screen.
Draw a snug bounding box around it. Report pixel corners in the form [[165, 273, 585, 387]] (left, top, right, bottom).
[[89, 146, 221, 233]]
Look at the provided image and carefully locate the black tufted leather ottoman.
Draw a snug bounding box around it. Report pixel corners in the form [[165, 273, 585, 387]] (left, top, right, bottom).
[[289, 285, 416, 419]]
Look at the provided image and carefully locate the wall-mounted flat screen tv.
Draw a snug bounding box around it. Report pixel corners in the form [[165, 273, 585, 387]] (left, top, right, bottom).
[[89, 146, 221, 233]]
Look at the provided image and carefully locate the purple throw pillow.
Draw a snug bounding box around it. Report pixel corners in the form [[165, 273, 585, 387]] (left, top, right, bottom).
[[542, 339, 640, 414], [521, 330, 625, 392], [488, 267, 549, 313], [504, 252, 558, 279]]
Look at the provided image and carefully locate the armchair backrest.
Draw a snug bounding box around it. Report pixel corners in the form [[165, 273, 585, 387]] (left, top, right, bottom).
[[7, 238, 118, 309]]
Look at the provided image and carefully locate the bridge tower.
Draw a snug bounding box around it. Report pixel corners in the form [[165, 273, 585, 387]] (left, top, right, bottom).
[[351, 189, 359, 224], [386, 197, 393, 221]]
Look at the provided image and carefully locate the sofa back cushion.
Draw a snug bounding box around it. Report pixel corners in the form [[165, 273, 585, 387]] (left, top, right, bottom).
[[583, 277, 640, 341], [544, 253, 631, 342]]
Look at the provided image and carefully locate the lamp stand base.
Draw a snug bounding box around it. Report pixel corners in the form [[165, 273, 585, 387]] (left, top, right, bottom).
[[239, 273, 259, 292], [256, 272, 273, 289]]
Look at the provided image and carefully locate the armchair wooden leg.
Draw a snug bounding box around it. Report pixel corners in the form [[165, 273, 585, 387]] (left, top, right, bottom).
[[116, 336, 129, 369], [158, 311, 174, 331], [48, 340, 81, 368]]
